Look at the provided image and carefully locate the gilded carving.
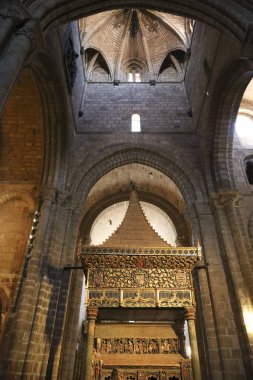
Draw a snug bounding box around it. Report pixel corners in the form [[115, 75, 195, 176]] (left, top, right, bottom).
[[89, 290, 120, 307], [82, 245, 199, 308], [89, 268, 191, 289], [88, 289, 192, 308], [159, 290, 191, 307], [95, 338, 179, 354], [122, 290, 156, 307], [82, 253, 199, 270]]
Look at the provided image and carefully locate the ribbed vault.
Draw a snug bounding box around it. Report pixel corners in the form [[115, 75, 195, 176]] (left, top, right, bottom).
[[79, 9, 192, 81]]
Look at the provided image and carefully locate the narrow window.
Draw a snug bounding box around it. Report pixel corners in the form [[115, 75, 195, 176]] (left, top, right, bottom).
[[135, 73, 141, 82], [131, 114, 141, 132], [128, 72, 133, 82]]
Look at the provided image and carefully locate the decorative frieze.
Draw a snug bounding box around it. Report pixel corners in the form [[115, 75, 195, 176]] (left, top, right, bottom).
[[87, 288, 192, 308], [89, 268, 191, 288], [80, 249, 200, 271], [95, 337, 179, 354]]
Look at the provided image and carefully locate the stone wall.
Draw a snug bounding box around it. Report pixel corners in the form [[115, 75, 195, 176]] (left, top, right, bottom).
[[77, 83, 192, 132]]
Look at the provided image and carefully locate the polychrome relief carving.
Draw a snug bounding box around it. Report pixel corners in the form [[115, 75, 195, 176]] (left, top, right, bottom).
[[87, 288, 192, 307], [89, 268, 191, 288], [95, 338, 179, 354]]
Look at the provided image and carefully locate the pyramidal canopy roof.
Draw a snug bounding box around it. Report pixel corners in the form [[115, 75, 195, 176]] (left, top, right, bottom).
[[96, 188, 170, 248]]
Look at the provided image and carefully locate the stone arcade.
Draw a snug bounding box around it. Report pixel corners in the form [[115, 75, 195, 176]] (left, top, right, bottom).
[[0, 1, 253, 380]]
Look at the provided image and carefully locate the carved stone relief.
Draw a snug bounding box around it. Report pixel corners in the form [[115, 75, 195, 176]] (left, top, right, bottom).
[[95, 338, 179, 354]]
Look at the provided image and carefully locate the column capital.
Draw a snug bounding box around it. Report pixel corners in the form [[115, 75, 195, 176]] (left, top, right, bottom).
[[40, 187, 81, 211], [86, 307, 98, 321], [184, 307, 196, 320], [16, 20, 36, 47], [210, 189, 242, 209]]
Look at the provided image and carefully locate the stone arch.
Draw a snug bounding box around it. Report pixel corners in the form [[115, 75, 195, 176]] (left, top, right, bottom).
[[0, 191, 35, 211], [0, 191, 35, 276], [31, 0, 248, 43], [30, 51, 69, 188], [84, 47, 112, 81], [70, 144, 206, 206], [79, 190, 191, 246], [207, 59, 253, 189]]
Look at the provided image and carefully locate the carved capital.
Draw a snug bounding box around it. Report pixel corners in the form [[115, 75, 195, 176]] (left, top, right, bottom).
[[184, 307, 196, 320], [16, 23, 35, 45], [210, 190, 242, 209], [40, 187, 81, 211], [40, 187, 58, 203], [86, 307, 98, 321]]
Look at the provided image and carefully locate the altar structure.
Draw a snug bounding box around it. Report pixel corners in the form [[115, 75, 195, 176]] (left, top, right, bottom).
[[79, 189, 202, 380]]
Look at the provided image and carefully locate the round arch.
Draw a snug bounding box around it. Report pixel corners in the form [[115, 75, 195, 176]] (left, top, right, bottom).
[[29, 51, 69, 188], [79, 190, 191, 246], [29, 0, 248, 43], [0, 191, 35, 211], [69, 144, 206, 206], [208, 58, 253, 189]]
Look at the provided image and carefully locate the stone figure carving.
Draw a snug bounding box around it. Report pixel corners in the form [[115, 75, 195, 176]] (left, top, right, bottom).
[[95, 338, 179, 354]]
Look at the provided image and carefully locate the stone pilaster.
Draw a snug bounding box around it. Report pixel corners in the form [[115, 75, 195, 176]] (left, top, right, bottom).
[[83, 307, 98, 380], [212, 190, 253, 301], [186, 201, 249, 379], [210, 190, 253, 376], [184, 203, 220, 379], [0, 187, 82, 379], [184, 307, 202, 380]]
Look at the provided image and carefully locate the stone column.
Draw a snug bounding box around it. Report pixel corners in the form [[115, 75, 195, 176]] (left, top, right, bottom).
[[0, 19, 37, 114], [84, 307, 98, 380], [185, 308, 202, 380], [214, 190, 253, 300]]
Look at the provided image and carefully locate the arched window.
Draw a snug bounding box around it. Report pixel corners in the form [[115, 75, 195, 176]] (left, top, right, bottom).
[[131, 114, 141, 132], [128, 72, 134, 82], [127, 64, 142, 82]]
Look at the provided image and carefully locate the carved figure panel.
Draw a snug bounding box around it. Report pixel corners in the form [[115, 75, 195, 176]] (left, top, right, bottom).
[[95, 338, 179, 354]]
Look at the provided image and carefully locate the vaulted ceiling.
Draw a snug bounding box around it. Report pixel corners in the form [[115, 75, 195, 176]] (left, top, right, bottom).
[[79, 9, 193, 82]]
